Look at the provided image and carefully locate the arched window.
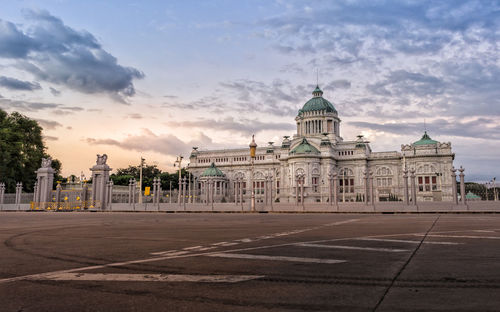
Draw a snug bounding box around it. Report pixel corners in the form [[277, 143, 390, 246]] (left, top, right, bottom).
[[339, 168, 354, 193], [376, 166, 393, 187], [416, 164, 438, 192]]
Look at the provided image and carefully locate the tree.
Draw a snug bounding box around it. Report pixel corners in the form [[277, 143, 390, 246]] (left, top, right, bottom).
[[111, 164, 188, 190], [0, 109, 61, 192]]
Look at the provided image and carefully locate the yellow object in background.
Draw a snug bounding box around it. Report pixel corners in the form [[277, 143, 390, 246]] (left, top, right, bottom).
[[144, 187, 151, 196]]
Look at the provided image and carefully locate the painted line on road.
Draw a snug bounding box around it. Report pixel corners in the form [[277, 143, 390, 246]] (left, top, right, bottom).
[[183, 246, 203, 250], [353, 238, 461, 245], [206, 253, 346, 264], [295, 243, 410, 252], [218, 242, 239, 247], [150, 251, 190, 257], [0, 218, 362, 284], [473, 230, 496, 233], [211, 242, 229, 246], [415, 234, 500, 240], [28, 273, 263, 283]]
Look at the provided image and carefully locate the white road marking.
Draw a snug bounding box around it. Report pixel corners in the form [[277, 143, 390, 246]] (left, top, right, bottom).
[[183, 246, 203, 250], [211, 242, 229, 246], [219, 242, 239, 246], [474, 230, 496, 233], [150, 251, 190, 257], [206, 253, 346, 264], [295, 243, 409, 252], [415, 234, 500, 240], [354, 238, 461, 245], [236, 238, 253, 243], [196, 246, 217, 251], [328, 219, 361, 226], [28, 273, 263, 283], [0, 218, 361, 284], [150, 250, 177, 255]]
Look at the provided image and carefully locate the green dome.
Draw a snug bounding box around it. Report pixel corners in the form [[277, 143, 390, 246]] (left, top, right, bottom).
[[201, 163, 225, 177], [413, 131, 438, 146], [299, 86, 336, 114], [290, 138, 320, 155]]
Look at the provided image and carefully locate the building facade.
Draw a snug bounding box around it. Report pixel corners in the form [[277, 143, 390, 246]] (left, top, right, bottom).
[[187, 86, 455, 203]]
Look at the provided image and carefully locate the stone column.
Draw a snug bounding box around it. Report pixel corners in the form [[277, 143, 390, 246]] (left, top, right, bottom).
[[234, 180, 238, 204], [82, 182, 88, 209], [333, 172, 338, 207], [459, 166, 466, 205], [328, 173, 333, 206], [209, 179, 214, 210], [131, 179, 137, 210], [128, 179, 133, 205], [55, 182, 61, 210], [157, 178, 162, 205], [0, 183, 5, 210], [239, 180, 243, 209], [301, 176, 305, 211], [295, 177, 299, 205], [15, 182, 22, 210], [264, 177, 268, 206], [194, 177, 198, 203], [270, 176, 273, 211], [403, 168, 409, 205], [410, 168, 417, 206], [451, 167, 458, 205], [182, 177, 187, 210], [90, 154, 112, 211], [35, 158, 55, 209], [188, 173, 192, 203], [33, 181, 38, 204], [107, 180, 113, 210], [369, 171, 375, 205], [205, 181, 209, 206], [363, 170, 369, 205]]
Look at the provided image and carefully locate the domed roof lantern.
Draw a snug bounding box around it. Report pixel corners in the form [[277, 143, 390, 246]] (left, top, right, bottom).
[[312, 85, 323, 97]]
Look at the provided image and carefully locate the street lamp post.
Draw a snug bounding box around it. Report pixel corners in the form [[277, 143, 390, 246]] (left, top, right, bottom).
[[249, 135, 257, 212]]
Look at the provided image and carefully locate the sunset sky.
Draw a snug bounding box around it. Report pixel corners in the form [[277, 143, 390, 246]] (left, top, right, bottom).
[[0, 0, 499, 181]]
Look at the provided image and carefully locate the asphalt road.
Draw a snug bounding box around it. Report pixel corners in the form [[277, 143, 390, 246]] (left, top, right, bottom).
[[1, 212, 499, 311]]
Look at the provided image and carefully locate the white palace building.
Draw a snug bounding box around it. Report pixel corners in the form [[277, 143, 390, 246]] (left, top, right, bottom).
[[187, 86, 455, 203]]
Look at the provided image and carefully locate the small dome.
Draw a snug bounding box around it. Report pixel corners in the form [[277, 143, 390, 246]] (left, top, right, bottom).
[[201, 163, 225, 177], [290, 138, 320, 154], [413, 131, 438, 146], [299, 85, 336, 114]]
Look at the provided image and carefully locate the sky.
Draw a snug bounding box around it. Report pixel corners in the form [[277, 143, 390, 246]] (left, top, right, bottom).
[[0, 0, 499, 182]]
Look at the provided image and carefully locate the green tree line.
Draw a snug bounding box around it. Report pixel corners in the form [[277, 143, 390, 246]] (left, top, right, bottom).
[[0, 109, 61, 192], [110, 165, 188, 190]]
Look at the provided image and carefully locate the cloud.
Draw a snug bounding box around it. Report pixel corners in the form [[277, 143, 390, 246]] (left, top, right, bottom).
[[0, 76, 41, 91], [127, 113, 143, 119], [43, 135, 58, 141], [350, 118, 500, 141], [0, 97, 59, 111], [49, 87, 60, 96], [0, 96, 83, 115], [366, 70, 445, 97], [166, 117, 295, 135], [36, 118, 62, 130], [85, 129, 220, 157], [0, 9, 144, 102], [167, 79, 323, 117]]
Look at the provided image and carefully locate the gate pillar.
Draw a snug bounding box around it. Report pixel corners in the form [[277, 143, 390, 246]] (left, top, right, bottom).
[[35, 158, 55, 209], [90, 154, 112, 211]]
